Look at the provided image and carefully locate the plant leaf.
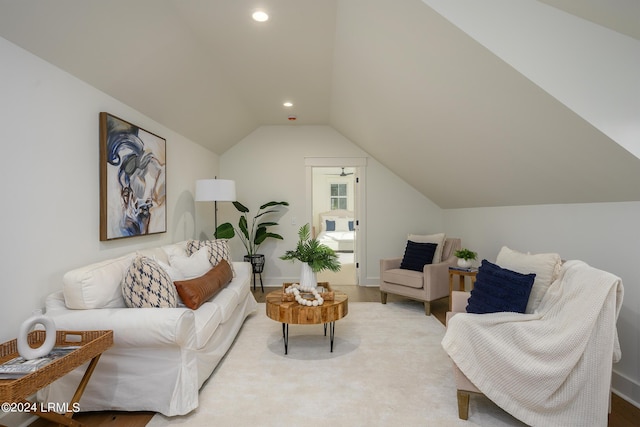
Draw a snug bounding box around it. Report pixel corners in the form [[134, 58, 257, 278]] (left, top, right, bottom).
[[254, 226, 267, 245], [257, 221, 279, 227], [233, 201, 249, 213], [238, 216, 249, 239], [254, 209, 278, 219], [259, 201, 289, 210], [215, 222, 235, 239]]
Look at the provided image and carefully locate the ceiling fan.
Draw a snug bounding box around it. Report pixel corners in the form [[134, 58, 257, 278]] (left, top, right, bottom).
[[326, 167, 354, 177]]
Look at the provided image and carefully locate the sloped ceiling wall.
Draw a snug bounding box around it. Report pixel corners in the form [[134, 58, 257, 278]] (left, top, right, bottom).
[[330, 0, 640, 208], [0, 0, 638, 208]]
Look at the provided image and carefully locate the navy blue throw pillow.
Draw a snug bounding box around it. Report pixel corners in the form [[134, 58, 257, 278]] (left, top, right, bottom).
[[466, 259, 536, 314], [325, 220, 336, 231], [348, 220, 354, 231], [400, 241, 438, 272]]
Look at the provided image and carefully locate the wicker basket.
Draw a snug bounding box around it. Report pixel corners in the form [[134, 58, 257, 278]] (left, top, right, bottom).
[[0, 330, 113, 402], [282, 282, 335, 302]]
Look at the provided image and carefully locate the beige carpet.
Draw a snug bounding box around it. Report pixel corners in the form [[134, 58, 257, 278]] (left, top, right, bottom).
[[148, 302, 525, 427]]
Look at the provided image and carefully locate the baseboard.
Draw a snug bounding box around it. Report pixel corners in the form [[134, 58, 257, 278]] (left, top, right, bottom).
[[612, 369, 640, 409], [359, 277, 380, 286]]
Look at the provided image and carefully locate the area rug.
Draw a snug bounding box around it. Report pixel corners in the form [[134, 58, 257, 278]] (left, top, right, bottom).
[[148, 302, 525, 427]]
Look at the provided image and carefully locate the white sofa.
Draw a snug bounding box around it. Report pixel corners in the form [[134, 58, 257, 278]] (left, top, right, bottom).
[[38, 241, 257, 416]]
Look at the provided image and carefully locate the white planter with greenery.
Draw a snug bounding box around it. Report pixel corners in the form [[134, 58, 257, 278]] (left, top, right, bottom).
[[299, 263, 318, 288], [454, 248, 477, 268], [457, 258, 473, 268], [280, 224, 341, 289]]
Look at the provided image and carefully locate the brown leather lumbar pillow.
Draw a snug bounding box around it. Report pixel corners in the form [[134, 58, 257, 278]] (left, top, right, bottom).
[[173, 259, 232, 309]]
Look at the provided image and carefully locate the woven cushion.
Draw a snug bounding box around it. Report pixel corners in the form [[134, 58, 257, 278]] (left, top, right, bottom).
[[187, 239, 235, 276], [466, 259, 535, 314], [174, 259, 233, 310], [496, 246, 562, 314], [400, 241, 437, 271], [121, 256, 178, 308]]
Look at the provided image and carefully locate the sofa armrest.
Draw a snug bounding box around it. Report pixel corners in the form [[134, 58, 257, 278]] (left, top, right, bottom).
[[446, 291, 471, 327], [422, 256, 458, 300], [380, 257, 402, 273], [45, 291, 196, 348], [451, 290, 471, 313]]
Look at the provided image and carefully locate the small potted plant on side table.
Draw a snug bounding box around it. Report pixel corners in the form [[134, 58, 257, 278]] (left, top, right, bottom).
[[454, 248, 477, 269]]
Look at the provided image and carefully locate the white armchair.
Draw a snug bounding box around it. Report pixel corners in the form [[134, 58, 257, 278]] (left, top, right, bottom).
[[443, 257, 623, 425], [380, 237, 461, 315]]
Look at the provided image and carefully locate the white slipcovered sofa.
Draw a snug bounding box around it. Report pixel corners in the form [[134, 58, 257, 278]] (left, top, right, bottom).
[[38, 240, 257, 416]]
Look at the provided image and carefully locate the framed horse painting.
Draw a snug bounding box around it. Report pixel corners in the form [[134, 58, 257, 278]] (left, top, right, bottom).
[[99, 112, 167, 241]]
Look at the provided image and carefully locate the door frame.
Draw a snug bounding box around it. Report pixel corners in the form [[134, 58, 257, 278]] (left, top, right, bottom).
[[305, 157, 367, 285]]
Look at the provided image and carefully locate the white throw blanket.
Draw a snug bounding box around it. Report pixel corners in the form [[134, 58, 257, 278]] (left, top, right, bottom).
[[442, 260, 623, 426]]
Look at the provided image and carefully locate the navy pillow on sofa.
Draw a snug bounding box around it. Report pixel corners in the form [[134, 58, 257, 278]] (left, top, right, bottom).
[[325, 220, 336, 231], [400, 241, 438, 272], [466, 259, 536, 314]]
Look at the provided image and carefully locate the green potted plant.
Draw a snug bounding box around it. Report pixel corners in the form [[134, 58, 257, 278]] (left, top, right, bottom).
[[280, 223, 341, 288], [215, 200, 289, 274], [454, 248, 477, 268]]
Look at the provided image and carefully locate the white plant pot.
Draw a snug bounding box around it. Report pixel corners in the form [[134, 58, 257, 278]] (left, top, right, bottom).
[[300, 263, 318, 288], [457, 258, 472, 268]]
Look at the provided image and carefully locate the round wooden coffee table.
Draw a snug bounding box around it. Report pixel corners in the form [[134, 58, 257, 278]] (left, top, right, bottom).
[[266, 289, 348, 355]]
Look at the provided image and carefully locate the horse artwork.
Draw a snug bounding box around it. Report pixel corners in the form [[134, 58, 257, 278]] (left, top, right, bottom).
[[99, 112, 166, 241]]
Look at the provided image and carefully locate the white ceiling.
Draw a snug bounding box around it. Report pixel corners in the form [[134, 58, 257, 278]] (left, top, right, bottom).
[[0, 0, 638, 208]]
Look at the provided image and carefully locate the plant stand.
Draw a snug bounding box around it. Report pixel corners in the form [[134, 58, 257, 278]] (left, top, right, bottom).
[[244, 254, 265, 292]]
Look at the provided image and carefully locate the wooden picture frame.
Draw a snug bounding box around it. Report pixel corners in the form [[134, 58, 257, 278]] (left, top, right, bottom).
[[99, 112, 166, 241]]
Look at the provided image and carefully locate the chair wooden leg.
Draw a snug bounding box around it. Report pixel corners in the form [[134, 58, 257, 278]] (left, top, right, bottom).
[[424, 301, 431, 316], [380, 292, 387, 304], [457, 390, 470, 420]]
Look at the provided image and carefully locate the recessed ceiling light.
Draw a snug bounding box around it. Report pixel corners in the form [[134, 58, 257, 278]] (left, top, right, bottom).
[[252, 11, 269, 22], [283, 102, 293, 107]]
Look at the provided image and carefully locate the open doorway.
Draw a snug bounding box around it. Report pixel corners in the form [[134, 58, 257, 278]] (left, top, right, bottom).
[[305, 157, 367, 286], [312, 167, 357, 285]]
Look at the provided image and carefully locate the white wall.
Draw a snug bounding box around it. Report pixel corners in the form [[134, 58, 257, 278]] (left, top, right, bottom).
[[219, 125, 443, 285], [444, 201, 640, 407], [0, 37, 218, 343]]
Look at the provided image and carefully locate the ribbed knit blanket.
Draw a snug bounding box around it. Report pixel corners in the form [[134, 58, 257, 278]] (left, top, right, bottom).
[[442, 260, 623, 426]]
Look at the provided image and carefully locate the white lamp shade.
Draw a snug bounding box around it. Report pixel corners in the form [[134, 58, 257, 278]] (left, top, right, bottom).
[[195, 179, 236, 202]]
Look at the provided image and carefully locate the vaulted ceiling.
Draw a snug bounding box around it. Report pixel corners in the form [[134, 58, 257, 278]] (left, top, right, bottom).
[[0, 0, 638, 208]]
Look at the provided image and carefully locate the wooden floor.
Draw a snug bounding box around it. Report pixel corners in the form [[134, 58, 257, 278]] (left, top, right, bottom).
[[29, 285, 639, 427]]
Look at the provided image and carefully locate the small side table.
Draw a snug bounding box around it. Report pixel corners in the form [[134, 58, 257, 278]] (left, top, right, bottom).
[[448, 267, 478, 311], [0, 330, 113, 427]]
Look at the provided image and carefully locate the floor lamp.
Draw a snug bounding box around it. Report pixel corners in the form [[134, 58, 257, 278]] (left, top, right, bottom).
[[195, 179, 236, 236]]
